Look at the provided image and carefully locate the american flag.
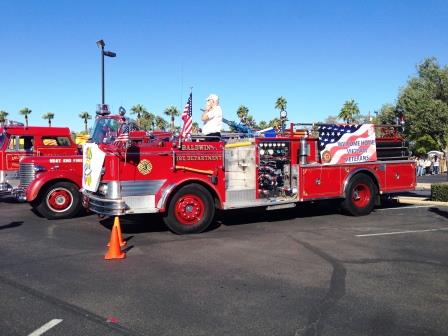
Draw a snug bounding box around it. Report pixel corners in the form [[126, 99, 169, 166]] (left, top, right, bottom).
[[181, 93, 192, 138], [318, 124, 377, 164], [114, 123, 129, 147]]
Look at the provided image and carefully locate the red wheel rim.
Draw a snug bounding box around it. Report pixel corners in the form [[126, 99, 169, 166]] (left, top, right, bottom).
[[174, 194, 205, 226], [46, 188, 73, 212], [352, 183, 371, 208]]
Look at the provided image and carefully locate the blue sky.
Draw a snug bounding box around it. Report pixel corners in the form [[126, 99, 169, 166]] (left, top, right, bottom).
[[1, 0, 447, 132]]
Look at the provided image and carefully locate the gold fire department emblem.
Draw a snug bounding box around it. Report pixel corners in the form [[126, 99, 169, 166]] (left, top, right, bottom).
[[321, 150, 332, 163], [137, 159, 153, 175]]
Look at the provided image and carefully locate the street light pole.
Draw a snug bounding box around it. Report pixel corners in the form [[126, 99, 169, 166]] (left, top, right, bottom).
[[96, 39, 116, 109], [96, 39, 106, 105]]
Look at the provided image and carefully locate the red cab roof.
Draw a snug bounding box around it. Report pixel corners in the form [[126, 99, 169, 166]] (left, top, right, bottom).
[[0, 126, 72, 136]]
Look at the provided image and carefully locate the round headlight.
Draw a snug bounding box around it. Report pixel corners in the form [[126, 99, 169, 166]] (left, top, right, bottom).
[[98, 183, 108, 196]]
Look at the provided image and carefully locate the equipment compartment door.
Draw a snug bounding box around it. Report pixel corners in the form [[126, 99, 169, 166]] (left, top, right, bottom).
[[384, 162, 416, 192], [301, 166, 342, 199]]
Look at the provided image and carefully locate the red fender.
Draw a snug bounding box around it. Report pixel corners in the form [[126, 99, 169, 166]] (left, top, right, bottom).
[[156, 177, 224, 212], [26, 170, 82, 202]]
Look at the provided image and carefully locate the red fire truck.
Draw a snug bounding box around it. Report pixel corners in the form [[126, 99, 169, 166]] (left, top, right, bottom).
[[15, 110, 138, 219], [0, 123, 78, 198], [81, 113, 416, 234]]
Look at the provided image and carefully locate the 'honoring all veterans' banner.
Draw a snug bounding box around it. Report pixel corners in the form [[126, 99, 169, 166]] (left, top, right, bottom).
[[318, 124, 377, 164]]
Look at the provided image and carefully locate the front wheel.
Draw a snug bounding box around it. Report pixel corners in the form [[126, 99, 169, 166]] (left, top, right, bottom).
[[34, 181, 82, 219], [163, 184, 215, 234], [341, 174, 376, 216]]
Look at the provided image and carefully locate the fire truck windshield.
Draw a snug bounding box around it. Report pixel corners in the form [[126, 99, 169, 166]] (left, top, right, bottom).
[[90, 118, 121, 144]]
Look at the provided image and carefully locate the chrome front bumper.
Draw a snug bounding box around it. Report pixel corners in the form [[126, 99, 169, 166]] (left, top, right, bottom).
[[0, 182, 13, 197], [82, 189, 127, 216], [12, 187, 26, 201]]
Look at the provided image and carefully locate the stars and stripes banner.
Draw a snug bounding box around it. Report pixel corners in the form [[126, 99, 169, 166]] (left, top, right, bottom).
[[318, 124, 377, 164], [114, 123, 130, 147], [181, 92, 192, 138]]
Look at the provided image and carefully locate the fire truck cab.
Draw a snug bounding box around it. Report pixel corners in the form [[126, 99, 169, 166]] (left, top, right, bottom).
[[0, 124, 78, 198], [81, 118, 416, 234]]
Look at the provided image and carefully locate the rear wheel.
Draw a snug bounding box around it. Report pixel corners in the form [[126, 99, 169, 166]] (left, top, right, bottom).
[[163, 184, 215, 234], [341, 174, 376, 216], [34, 181, 82, 219]]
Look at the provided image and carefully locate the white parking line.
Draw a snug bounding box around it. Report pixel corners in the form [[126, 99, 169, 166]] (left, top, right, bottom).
[[28, 319, 63, 336], [377, 205, 433, 211], [356, 227, 448, 237]]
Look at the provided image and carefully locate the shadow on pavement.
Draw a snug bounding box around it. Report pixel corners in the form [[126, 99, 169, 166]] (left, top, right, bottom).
[[428, 207, 448, 220], [0, 221, 23, 230]]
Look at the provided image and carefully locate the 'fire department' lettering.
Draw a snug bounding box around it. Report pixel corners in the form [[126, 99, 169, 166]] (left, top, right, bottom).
[[181, 144, 216, 151], [176, 155, 222, 161]]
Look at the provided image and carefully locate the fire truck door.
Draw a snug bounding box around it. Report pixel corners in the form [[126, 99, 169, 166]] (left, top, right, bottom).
[[5, 135, 33, 170]]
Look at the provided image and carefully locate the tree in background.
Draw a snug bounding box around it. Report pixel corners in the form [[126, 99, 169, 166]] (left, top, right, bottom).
[[275, 96, 287, 115], [269, 118, 282, 131], [236, 105, 249, 120], [258, 120, 268, 130], [155, 115, 168, 131], [397, 57, 448, 157], [79, 111, 92, 133], [338, 99, 360, 123], [140, 110, 155, 130], [377, 104, 397, 124], [0, 110, 8, 126], [42, 112, 55, 127], [164, 105, 180, 131], [19, 107, 32, 127], [130, 104, 147, 126]]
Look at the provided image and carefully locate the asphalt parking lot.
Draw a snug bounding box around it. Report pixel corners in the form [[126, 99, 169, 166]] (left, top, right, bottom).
[[1, 199, 448, 336]]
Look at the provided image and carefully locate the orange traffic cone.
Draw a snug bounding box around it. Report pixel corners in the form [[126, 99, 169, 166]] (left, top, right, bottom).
[[105, 224, 126, 260], [108, 216, 126, 247]]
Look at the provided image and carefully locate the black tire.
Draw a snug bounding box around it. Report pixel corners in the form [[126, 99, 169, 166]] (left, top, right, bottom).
[[34, 181, 82, 219], [341, 174, 376, 216], [163, 184, 215, 234]]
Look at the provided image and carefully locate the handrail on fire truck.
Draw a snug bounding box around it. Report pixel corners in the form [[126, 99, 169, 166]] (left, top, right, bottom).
[[288, 122, 405, 139]]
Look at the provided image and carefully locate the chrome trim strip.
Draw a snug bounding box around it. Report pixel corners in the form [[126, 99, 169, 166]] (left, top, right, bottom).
[[121, 180, 166, 196], [157, 183, 176, 209]]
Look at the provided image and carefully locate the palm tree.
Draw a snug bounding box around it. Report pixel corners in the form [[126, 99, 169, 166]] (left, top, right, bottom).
[[0, 110, 8, 126], [236, 105, 249, 121], [245, 115, 256, 128], [140, 110, 156, 130], [19, 107, 32, 127], [275, 97, 287, 114], [192, 122, 200, 134], [269, 118, 282, 131], [42, 112, 55, 127], [258, 120, 268, 130], [338, 99, 360, 123], [130, 104, 147, 126], [155, 116, 168, 130], [164, 105, 180, 131], [79, 111, 92, 133]]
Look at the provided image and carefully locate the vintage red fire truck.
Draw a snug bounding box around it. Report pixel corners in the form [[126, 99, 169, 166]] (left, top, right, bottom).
[[0, 123, 78, 198], [81, 113, 416, 234], [15, 109, 139, 219]]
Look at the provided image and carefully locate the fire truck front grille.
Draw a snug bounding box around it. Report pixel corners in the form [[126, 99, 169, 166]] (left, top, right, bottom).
[[19, 163, 36, 188]]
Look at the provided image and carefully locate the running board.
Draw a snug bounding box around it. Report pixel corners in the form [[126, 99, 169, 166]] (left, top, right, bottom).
[[267, 203, 296, 211]]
